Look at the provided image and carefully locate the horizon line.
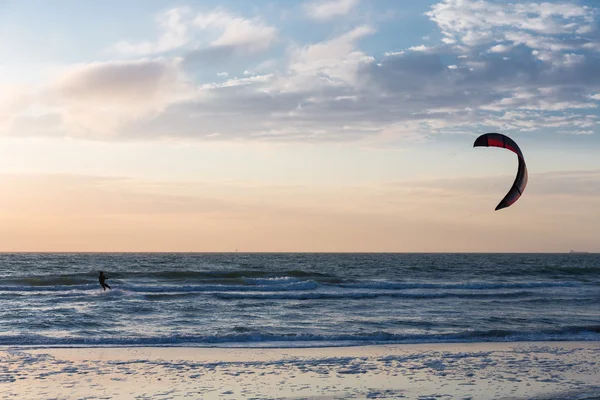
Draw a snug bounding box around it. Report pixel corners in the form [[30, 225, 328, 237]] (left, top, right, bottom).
[[0, 251, 594, 254]]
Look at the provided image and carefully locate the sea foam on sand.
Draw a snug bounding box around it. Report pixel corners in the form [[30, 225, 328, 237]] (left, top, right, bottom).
[[0, 341, 598, 399]]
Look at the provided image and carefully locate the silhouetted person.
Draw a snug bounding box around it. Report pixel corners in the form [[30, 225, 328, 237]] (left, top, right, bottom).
[[99, 271, 111, 291]]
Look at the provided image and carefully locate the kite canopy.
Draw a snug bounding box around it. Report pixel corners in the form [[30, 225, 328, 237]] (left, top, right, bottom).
[[473, 133, 528, 211]]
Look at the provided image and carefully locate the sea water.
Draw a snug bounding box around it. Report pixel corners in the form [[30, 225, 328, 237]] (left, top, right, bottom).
[[0, 252, 598, 348]]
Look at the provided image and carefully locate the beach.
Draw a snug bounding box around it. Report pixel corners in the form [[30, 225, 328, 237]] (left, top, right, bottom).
[[0, 253, 598, 398], [1, 341, 599, 399]]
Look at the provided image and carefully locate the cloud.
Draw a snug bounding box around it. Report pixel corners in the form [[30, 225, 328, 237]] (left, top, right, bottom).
[[193, 10, 277, 53], [174, 0, 600, 142], [177, 10, 278, 69], [37, 58, 193, 137], [276, 25, 375, 91], [52, 59, 184, 103], [2, 0, 600, 143], [488, 44, 511, 53], [114, 7, 192, 55], [426, 0, 595, 45], [481, 110, 599, 133], [113, 7, 277, 59], [110, 25, 381, 142], [304, 0, 360, 20], [408, 44, 434, 52]]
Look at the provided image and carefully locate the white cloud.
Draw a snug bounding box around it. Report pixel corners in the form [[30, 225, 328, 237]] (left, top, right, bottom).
[[304, 0, 360, 21], [504, 31, 578, 53], [488, 44, 511, 53], [113, 7, 277, 58], [426, 0, 594, 45], [480, 86, 599, 112], [408, 45, 434, 52], [114, 7, 192, 55], [568, 130, 594, 135], [200, 74, 274, 90], [582, 42, 600, 52], [271, 25, 375, 92], [193, 11, 277, 53]]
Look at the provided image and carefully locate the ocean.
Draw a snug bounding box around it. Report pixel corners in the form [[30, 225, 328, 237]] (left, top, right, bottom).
[[0, 252, 598, 348]]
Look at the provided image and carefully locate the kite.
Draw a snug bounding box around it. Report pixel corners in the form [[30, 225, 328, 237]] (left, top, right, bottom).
[[473, 133, 528, 211]]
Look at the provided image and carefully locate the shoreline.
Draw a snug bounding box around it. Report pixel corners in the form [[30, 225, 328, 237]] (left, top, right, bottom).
[[1, 341, 598, 399], [3, 338, 600, 350], [2, 337, 599, 351]]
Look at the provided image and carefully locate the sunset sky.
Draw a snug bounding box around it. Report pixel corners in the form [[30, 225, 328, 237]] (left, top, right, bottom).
[[0, 0, 599, 252]]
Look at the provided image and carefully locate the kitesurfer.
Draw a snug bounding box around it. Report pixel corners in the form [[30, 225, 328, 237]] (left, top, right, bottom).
[[99, 271, 111, 291]]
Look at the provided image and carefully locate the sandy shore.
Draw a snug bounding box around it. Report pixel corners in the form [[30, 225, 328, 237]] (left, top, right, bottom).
[[0, 341, 598, 399]]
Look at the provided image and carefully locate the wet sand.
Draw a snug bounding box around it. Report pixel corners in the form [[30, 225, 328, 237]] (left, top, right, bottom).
[[0, 341, 598, 399]]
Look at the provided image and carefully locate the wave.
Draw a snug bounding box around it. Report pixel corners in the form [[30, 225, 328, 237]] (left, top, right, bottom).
[[1, 277, 94, 286], [0, 271, 338, 286], [125, 281, 320, 293], [0, 281, 320, 293], [0, 273, 588, 293], [4, 325, 600, 348], [0, 283, 583, 303], [0, 287, 543, 302], [0, 284, 96, 292], [110, 269, 336, 280], [0, 281, 592, 304], [337, 281, 579, 290], [213, 290, 539, 300], [540, 265, 600, 275]]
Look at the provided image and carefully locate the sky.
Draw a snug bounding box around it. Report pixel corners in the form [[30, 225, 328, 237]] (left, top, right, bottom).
[[0, 0, 599, 252]]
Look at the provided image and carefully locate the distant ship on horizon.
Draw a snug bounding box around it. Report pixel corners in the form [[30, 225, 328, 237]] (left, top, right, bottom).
[[569, 249, 590, 254]]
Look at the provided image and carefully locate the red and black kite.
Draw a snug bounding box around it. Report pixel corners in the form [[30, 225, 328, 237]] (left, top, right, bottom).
[[473, 133, 528, 211]]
